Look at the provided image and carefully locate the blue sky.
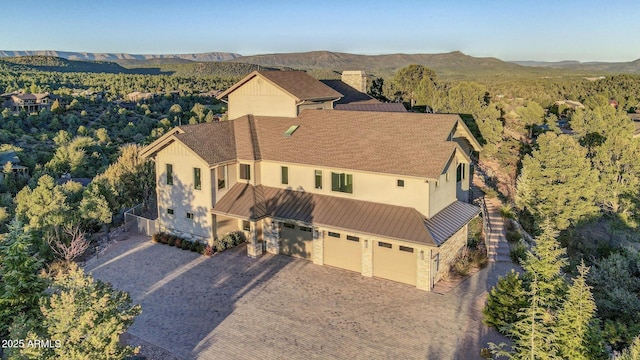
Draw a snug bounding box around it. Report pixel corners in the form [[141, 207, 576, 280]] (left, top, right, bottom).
[[1, 0, 638, 62]]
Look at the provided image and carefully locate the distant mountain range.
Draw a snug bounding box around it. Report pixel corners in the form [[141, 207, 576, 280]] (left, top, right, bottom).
[[0, 50, 241, 62], [1, 50, 640, 78]]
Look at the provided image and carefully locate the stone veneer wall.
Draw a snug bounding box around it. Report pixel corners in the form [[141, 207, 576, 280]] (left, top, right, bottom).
[[416, 248, 432, 291], [434, 224, 469, 283], [264, 220, 280, 254], [361, 239, 373, 277], [313, 229, 324, 265]]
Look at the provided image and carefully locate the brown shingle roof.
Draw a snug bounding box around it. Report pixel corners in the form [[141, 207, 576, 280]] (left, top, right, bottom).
[[250, 110, 461, 179], [320, 79, 378, 105], [174, 122, 236, 165], [335, 103, 407, 112], [217, 71, 343, 102], [213, 183, 439, 246]]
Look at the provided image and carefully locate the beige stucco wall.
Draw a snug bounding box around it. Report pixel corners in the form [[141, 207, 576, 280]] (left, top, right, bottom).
[[428, 158, 458, 217], [227, 77, 297, 120], [258, 160, 431, 217], [215, 214, 240, 239], [156, 141, 213, 241]]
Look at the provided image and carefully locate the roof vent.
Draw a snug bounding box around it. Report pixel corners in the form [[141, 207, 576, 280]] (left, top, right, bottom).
[[284, 125, 300, 137]]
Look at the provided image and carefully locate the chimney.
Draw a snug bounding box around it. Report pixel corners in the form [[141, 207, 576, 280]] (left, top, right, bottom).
[[341, 70, 367, 93]]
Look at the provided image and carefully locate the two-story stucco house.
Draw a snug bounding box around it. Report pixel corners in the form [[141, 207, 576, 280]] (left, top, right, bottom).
[[141, 70, 482, 291]]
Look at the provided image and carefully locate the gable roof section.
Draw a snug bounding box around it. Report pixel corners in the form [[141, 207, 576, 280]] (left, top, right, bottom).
[[213, 183, 438, 246], [217, 71, 343, 102], [140, 122, 236, 166], [252, 110, 463, 179]]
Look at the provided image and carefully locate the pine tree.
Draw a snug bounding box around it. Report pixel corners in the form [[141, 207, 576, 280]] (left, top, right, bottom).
[[555, 261, 597, 360], [490, 272, 561, 360], [516, 133, 599, 230], [0, 219, 46, 336], [521, 220, 568, 308], [17, 263, 141, 359], [484, 270, 528, 334]]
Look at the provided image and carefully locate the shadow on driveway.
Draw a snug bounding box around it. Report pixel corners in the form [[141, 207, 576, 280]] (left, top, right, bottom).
[[85, 235, 512, 360]]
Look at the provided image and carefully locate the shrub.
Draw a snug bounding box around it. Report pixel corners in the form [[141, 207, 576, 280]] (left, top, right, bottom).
[[167, 236, 176, 246], [510, 241, 528, 264], [483, 187, 498, 199], [181, 240, 190, 250], [483, 269, 528, 334], [203, 245, 214, 256], [151, 233, 160, 243], [233, 231, 246, 245], [190, 241, 199, 252], [499, 204, 516, 220], [158, 233, 169, 244], [222, 234, 235, 249], [195, 242, 205, 254], [506, 230, 522, 243], [213, 237, 226, 252], [174, 238, 182, 248]]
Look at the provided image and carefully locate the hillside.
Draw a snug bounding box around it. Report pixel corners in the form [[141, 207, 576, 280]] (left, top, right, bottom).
[[122, 61, 295, 77], [0, 50, 241, 62], [0, 56, 131, 73], [512, 59, 640, 74], [229, 50, 558, 79]]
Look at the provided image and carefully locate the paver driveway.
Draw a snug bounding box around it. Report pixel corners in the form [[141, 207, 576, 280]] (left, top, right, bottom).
[[85, 235, 513, 360]]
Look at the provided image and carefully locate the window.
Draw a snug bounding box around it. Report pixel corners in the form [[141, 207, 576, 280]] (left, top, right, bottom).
[[315, 170, 322, 189], [328, 231, 340, 238], [186, 212, 194, 220], [167, 208, 174, 215], [242, 220, 250, 231], [194, 167, 201, 190], [331, 172, 353, 193], [346, 235, 359, 242], [399, 245, 414, 253], [456, 163, 465, 182], [217, 165, 227, 190], [240, 164, 251, 180], [166, 164, 173, 185], [397, 179, 405, 188], [378, 241, 392, 249], [281, 166, 289, 185], [283, 223, 295, 229], [299, 226, 312, 232]]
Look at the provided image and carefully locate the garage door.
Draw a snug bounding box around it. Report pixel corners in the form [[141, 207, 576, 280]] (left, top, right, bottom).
[[373, 241, 417, 285], [324, 232, 362, 273], [280, 223, 313, 260]]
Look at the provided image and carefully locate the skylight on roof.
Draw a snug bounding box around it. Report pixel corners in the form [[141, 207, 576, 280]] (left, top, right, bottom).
[[284, 125, 300, 137]]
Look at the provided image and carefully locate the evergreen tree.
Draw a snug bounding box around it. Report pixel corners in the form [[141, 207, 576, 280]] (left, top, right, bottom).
[[16, 263, 141, 359], [555, 261, 597, 360], [483, 270, 528, 333], [516, 133, 599, 230], [0, 219, 46, 336]]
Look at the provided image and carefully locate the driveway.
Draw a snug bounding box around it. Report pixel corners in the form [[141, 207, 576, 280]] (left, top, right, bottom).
[[85, 235, 513, 360]]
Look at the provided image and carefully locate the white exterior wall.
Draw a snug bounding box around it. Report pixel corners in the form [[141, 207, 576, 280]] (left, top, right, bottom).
[[227, 77, 297, 119], [156, 141, 213, 241], [258, 160, 431, 217]]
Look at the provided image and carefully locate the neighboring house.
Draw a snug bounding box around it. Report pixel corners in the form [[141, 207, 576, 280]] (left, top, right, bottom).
[[142, 71, 482, 291], [2, 92, 51, 113], [56, 173, 92, 187], [126, 91, 155, 102], [0, 150, 28, 182]]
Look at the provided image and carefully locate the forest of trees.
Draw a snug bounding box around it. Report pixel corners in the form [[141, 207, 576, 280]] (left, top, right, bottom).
[[1, 58, 640, 358]]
